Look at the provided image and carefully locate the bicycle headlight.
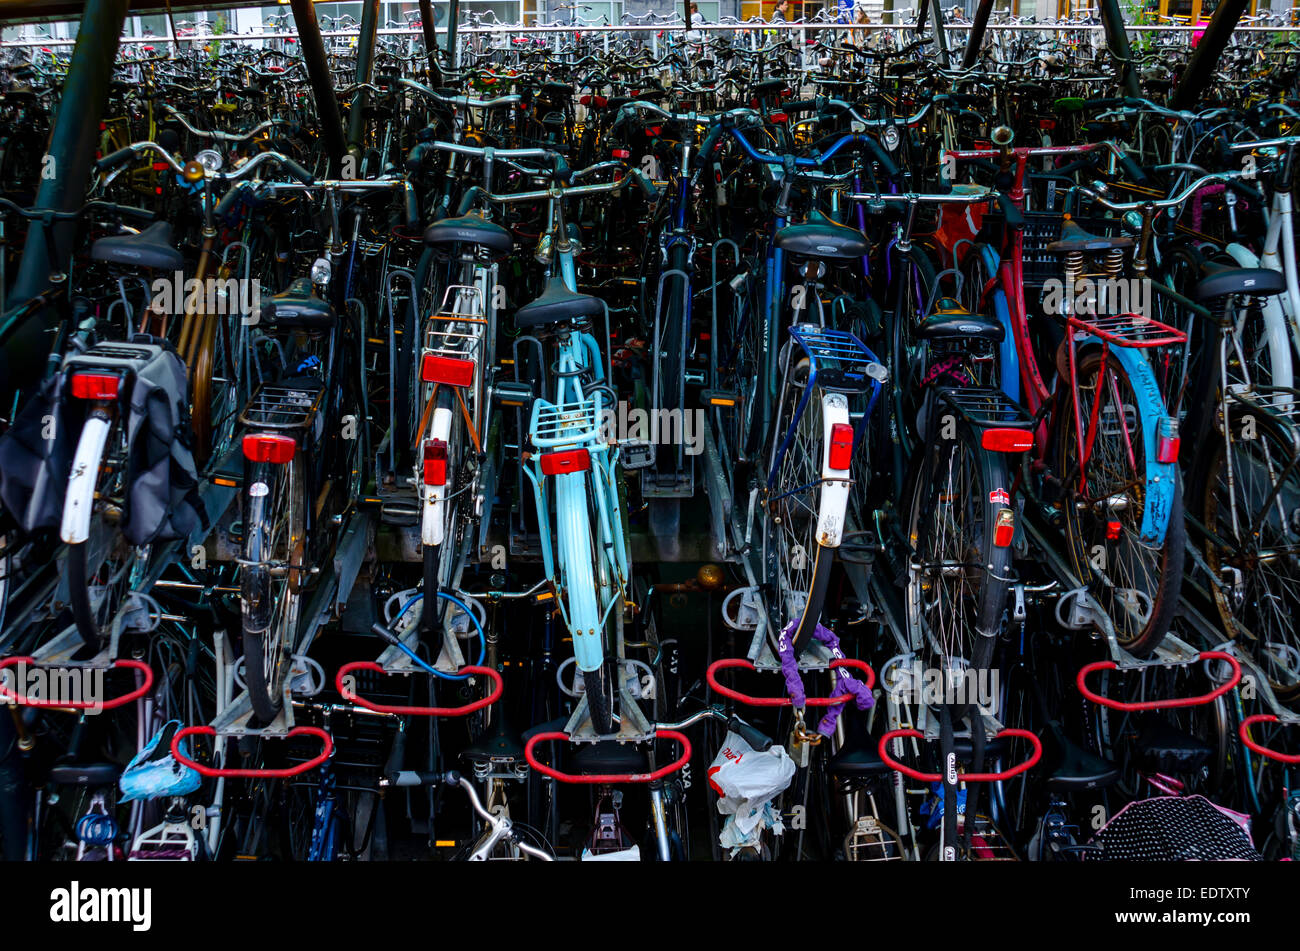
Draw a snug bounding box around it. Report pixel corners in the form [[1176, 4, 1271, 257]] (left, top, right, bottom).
[[310, 257, 332, 287], [882, 125, 901, 152]]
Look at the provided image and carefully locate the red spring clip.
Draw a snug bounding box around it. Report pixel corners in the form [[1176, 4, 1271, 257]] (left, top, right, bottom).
[[0, 657, 153, 710], [1076, 651, 1241, 711], [706, 657, 875, 707], [170, 725, 333, 778], [1239, 714, 1300, 764], [877, 728, 1042, 782], [335, 661, 502, 717], [524, 729, 691, 784]]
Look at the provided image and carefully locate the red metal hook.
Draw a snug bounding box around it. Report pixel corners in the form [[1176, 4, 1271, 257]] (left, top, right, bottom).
[[335, 661, 503, 716], [170, 725, 333, 778], [706, 657, 876, 707], [1239, 714, 1300, 765], [0, 656, 153, 711], [877, 727, 1043, 782], [1076, 651, 1241, 711]]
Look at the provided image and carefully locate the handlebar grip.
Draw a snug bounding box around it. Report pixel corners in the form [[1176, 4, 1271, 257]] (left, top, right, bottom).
[[403, 185, 420, 228], [728, 715, 775, 753], [633, 169, 659, 198], [279, 157, 315, 185], [1116, 152, 1149, 185], [1226, 177, 1264, 206], [552, 153, 572, 185], [456, 186, 486, 217], [996, 193, 1024, 230], [96, 146, 137, 173], [215, 181, 252, 220], [405, 141, 432, 173], [386, 770, 445, 787]]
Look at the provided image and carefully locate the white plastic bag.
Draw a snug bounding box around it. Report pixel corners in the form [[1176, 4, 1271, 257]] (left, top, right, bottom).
[[708, 731, 796, 854]]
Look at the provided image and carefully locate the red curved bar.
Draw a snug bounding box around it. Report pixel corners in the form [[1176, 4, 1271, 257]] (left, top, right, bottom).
[[1076, 651, 1241, 711], [1239, 714, 1300, 765], [170, 725, 333, 778], [706, 657, 876, 707], [524, 729, 691, 784], [877, 727, 1042, 782], [0, 656, 153, 710], [335, 661, 503, 716]]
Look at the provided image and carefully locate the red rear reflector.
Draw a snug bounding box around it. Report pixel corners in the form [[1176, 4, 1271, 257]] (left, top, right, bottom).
[[828, 423, 854, 470], [993, 509, 1015, 547], [612, 148, 631, 160], [421, 353, 475, 387], [242, 433, 295, 464], [769, 112, 789, 124], [423, 438, 448, 486], [981, 428, 1034, 452], [540, 449, 590, 475], [69, 372, 121, 400], [1106, 520, 1122, 541], [1157, 417, 1180, 463], [579, 95, 591, 105], [647, 125, 662, 137]]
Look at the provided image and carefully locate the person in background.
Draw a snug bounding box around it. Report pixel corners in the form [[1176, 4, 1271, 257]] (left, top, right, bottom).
[[687, 1, 704, 43], [772, 0, 790, 22]]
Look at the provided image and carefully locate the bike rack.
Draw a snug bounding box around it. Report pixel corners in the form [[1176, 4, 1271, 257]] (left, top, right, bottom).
[[1076, 651, 1241, 711], [170, 725, 333, 778], [706, 656, 876, 707], [523, 729, 691, 784], [335, 661, 503, 716], [0, 656, 153, 710], [877, 728, 1042, 782], [1239, 714, 1300, 765]]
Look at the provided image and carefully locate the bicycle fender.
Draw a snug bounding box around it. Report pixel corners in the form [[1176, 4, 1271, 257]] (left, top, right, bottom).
[[1072, 334, 1176, 545], [977, 244, 1021, 407]]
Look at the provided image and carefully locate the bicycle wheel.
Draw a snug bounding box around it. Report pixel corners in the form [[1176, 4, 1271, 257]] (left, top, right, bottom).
[[889, 243, 940, 463], [1057, 349, 1184, 656], [1201, 406, 1300, 703], [241, 453, 305, 723], [904, 422, 1012, 676]]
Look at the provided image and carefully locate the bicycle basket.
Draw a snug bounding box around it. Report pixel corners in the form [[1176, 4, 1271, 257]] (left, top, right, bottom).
[[1084, 795, 1261, 861]]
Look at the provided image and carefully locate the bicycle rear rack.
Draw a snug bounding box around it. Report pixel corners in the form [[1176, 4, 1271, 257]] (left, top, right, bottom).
[[1068, 312, 1186, 349], [530, 395, 604, 449], [238, 384, 323, 431], [706, 657, 876, 707], [523, 729, 692, 784], [934, 386, 1033, 432], [787, 325, 887, 394], [421, 284, 486, 387], [335, 661, 502, 717]]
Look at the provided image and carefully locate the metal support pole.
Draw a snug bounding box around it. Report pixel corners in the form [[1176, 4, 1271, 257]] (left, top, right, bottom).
[[347, 0, 381, 159], [290, 0, 347, 177], [1097, 0, 1141, 97], [0, 0, 128, 392], [447, 0, 461, 71], [1170, 0, 1250, 109], [418, 0, 441, 82], [927, 0, 950, 67], [963, 0, 995, 67]]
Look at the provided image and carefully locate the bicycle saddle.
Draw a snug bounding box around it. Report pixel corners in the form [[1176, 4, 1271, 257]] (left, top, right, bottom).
[[90, 220, 185, 272], [774, 210, 870, 262], [826, 739, 893, 778], [917, 299, 1004, 343], [47, 761, 123, 786], [462, 716, 526, 768], [1041, 721, 1120, 791], [569, 740, 650, 777], [423, 212, 514, 258], [259, 277, 336, 331], [514, 275, 604, 329], [1131, 715, 1214, 775], [1045, 215, 1133, 253], [1193, 265, 1286, 302]]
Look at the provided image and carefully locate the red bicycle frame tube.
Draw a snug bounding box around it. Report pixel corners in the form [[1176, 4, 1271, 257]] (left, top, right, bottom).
[[170, 725, 333, 778], [877, 727, 1042, 782], [706, 657, 876, 707], [1239, 714, 1300, 765], [1076, 651, 1241, 711], [0, 656, 153, 710], [335, 661, 503, 716], [523, 729, 691, 784]]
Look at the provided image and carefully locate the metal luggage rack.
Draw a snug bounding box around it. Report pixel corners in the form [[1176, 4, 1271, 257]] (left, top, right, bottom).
[[64, 341, 159, 370], [1068, 311, 1186, 348], [423, 284, 487, 358], [935, 386, 1033, 430], [787, 325, 887, 394], [238, 384, 324, 431], [531, 395, 604, 448]]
